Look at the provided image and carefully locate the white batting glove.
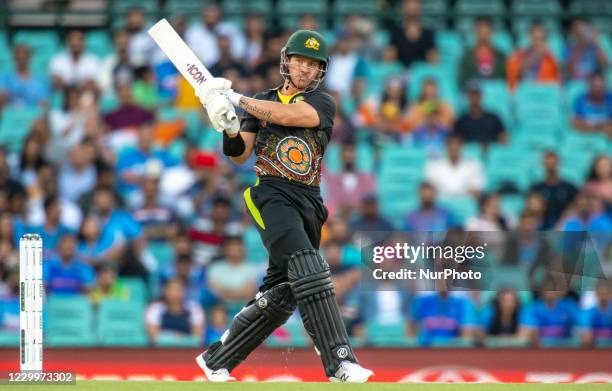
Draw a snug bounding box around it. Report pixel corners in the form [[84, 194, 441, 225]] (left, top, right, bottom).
[[196, 77, 232, 108], [206, 92, 240, 134]]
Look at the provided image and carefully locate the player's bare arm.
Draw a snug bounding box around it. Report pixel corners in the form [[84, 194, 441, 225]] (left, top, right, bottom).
[[237, 97, 320, 128]]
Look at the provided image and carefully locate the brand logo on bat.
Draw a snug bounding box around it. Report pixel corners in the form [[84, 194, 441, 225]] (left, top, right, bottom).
[[186, 63, 207, 85]]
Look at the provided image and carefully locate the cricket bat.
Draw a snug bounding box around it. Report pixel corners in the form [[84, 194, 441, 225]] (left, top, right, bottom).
[[148, 18, 236, 120]]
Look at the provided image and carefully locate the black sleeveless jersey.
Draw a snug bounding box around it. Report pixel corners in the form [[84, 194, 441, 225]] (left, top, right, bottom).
[[240, 86, 336, 187]]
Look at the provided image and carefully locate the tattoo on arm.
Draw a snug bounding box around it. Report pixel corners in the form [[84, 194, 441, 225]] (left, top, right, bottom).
[[239, 97, 272, 121]]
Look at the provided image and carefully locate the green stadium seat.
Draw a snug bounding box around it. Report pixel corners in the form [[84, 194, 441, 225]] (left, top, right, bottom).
[[489, 267, 529, 291], [484, 337, 530, 348], [147, 241, 175, 270], [323, 142, 341, 172], [539, 337, 582, 348], [568, 0, 612, 16], [356, 142, 375, 173], [436, 31, 464, 75], [112, 0, 158, 14], [46, 295, 95, 347], [155, 332, 200, 347], [13, 30, 60, 53], [479, 79, 512, 128], [485, 146, 533, 191], [430, 337, 476, 348], [334, 0, 380, 16], [278, 0, 327, 16], [408, 63, 459, 110], [119, 277, 148, 303], [422, 0, 448, 16], [563, 131, 608, 154], [365, 319, 417, 347], [564, 80, 588, 110], [244, 226, 267, 263], [438, 196, 478, 225], [462, 143, 484, 163], [0, 106, 42, 152], [515, 83, 562, 121], [501, 195, 525, 219], [221, 0, 272, 17], [163, 0, 209, 15], [363, 61, 404, 98], [97, 299, 148, 347], [466, 31, 514, 56], [455, 0, 505, 16], [0, 330, 18, 347], [512, 0, 561, 17], [85, 30, 112, 58]]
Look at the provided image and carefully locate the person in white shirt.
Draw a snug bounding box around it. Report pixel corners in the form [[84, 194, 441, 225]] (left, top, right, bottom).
[[125, 7, 157, 67], [49, 30, 100, 89], [425, 134, 485, 198], [185, 4, 246, 68]]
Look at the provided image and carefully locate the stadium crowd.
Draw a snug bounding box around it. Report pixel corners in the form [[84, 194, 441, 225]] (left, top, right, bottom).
[[0, 0, 610, 348]]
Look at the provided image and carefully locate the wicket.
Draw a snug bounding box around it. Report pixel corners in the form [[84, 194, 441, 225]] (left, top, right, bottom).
[[19, 234, 43, 372]]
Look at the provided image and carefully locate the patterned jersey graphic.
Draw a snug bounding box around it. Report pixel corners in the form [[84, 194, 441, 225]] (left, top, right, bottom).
[[276, 136, 312, 176]]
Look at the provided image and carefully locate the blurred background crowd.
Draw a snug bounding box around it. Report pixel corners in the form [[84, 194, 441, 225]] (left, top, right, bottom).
[[0, 0, 610, 349]]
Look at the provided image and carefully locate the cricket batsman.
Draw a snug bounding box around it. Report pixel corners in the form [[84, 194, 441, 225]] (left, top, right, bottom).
[[193, 30, 374, 383]]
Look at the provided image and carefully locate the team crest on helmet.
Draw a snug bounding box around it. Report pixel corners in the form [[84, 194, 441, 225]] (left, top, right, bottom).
[[276, 136, 312, 176], [304, 37, 320, 51]]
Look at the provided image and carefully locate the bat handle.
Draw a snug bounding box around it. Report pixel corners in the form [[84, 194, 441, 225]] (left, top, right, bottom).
[[225, 111, 237, 122]]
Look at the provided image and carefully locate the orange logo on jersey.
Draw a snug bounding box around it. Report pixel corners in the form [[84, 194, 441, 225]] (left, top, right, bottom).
[[304, 37, 320, 51], [276, 136, 312, 176]]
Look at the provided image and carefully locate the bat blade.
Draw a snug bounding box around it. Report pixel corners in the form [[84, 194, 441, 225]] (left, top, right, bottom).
[[148, 18, 236, 121]]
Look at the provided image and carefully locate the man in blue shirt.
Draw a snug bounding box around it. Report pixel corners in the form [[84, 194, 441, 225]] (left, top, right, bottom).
[[0, 45, 49, 109], [580, 280, 612, 346], [410, 289, 477, 346], [522, 283, 581, 343], [571, 72, 612, 135], [43, 234, 95, 295], [404, 182, 459, 232]]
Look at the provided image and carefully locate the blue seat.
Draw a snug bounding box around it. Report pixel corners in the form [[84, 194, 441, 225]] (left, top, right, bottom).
[[46, 295, 95, 347], [0, 106, 42, 152], [438, 196, 478, 225], [408, 63, 459, 111], [97, 299, 148, 347], [365, 319, 417, 347]]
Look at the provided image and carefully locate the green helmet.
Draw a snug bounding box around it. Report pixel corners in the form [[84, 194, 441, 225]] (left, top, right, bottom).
[[280, 30, 329, 91], [282, 30, 329, 65]]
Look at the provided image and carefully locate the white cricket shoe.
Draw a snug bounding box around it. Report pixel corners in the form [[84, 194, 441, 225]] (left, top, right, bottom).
[[196, 352, 236, 382], [329, 361, 374, 383]]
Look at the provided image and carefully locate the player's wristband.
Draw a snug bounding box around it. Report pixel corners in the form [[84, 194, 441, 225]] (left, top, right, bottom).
[[223, 131, 246, 157], [227, 91, 243, 106]]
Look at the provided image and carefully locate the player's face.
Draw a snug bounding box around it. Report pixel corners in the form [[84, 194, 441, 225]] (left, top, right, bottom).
[[287, 55, 322, 90]]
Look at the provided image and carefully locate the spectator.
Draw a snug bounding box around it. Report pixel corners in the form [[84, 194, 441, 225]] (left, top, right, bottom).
[[453, 82, 507, 146], [16, 134, 47, 189], [584, 155, 612, 206], [49, 30, 100, 89], [479, 288, 532, 342], [388, 0, 437, 68], [571, 72, 612, 136], [115, 124, 177, 197], [565, 18, 608, 81], [404, 182, 458, 231], [145, 278, 205, 341], [89, 262, 130, 306], [207, 237, 260, 305], [325, 33, 367, 97], [343, 14, 383, 62], [210, 35, 246, 78], [361, 77, 410, 138], [189, 196, 243, 265], [507, 23, 560, 90], [559, 192, 612, 232], [0, 269, 19, 333], [204, 305, 228, 345], [181, 151, 229, 219], [0, 45, 49, 109], [580, 280, 612, 346], [323, 142, 377, 217], [125, 7, 156, 67], [530, 151, 579, 229], [98, 29, 134, 94], [186, 4, 246, 68], [132, 66, 158, 109], [28, 196, 73, 258], [160, 253, 207, 305], [243, 13, 267, 70], [324, 241, 363, 336], [103, 83, 154, 131], [132, 174, 178, 242], [459, 17, 507, 89], [78, 166, 124, 213], [466, 192, 509, 231], [0, 214, 18, 270], [349, 194, 395, 244], [43, 234, 95, 295], [46, 86, 99, 166], [425, 134, 485, 198], [410, 287, 478, 346], [406, 79, 454, 132], [77, 215, 123, 265], [522, 281, 580, 344], [501, 210, 552, 268], [58, 141, 97, 203]]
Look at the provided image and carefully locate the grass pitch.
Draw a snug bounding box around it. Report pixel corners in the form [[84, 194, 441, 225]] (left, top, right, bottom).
[[3, 382, 612, 391]]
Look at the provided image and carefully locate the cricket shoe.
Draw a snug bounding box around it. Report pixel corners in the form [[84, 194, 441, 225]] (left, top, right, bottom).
[[329, 361, 374, 383], [195, 352, 236, 382]]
